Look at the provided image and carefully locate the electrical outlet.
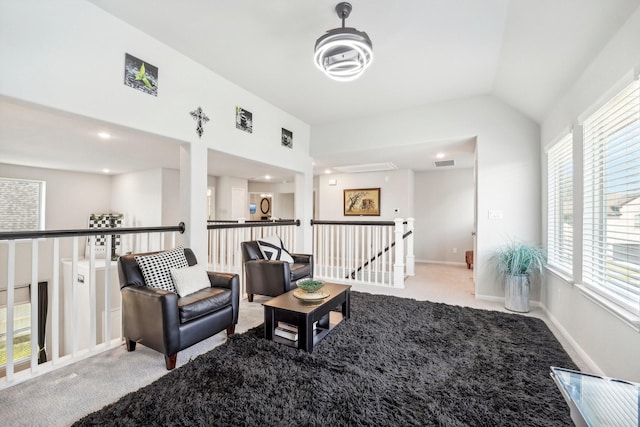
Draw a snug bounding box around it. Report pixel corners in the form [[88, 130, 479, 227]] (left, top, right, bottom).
[[452, 248, 457, 254]]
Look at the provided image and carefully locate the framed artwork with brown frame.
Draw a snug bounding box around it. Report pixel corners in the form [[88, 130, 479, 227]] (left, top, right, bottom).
[[343, 188, 380, 216]]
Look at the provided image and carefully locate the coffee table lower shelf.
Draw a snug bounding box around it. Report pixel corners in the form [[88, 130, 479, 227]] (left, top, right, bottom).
[[271, 312, 343, 349]]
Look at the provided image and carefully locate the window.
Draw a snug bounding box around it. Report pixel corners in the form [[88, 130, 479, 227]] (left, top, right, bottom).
[[547, 133, 573, 276], [582, 78, 640, 316], [0, 177, 45, 231], [0, 302, 32, 366]]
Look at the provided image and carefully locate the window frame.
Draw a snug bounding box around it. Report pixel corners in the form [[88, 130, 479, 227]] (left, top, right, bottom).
[[546, 133, 574, 278], [580, 78, 640, 320]]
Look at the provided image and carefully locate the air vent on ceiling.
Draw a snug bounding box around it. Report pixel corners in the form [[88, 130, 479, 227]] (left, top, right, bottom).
[[333, 162, 397, 173], [434, 160, 455, 167]]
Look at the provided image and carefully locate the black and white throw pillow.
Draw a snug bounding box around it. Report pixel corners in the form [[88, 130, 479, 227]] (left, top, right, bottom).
[[135, 246, 189, 293], [257, 236, 294, 264]]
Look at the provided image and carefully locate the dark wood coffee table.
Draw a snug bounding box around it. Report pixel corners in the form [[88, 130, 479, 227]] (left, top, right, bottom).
[[263, 282, 351, 352]]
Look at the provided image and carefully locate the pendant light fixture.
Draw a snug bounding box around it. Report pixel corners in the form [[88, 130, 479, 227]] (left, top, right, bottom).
[[314, 2, 373, 82]]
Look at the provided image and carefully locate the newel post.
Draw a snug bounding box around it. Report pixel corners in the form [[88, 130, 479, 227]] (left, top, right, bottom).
[[393, 218, 405, 288], [406, 217, 415, 276]]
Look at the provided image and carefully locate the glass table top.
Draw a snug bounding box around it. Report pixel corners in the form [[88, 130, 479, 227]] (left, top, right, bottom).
[[551, 367, 639, 427]]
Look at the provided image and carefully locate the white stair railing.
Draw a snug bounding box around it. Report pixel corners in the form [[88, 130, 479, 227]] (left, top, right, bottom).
[[0, 223, 185, 390], [311, 218, 414, 288]]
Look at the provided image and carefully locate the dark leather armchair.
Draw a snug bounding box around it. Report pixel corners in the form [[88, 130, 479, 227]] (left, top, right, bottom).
[[118, 248, 239, 370], [240, 240, 313, 301]]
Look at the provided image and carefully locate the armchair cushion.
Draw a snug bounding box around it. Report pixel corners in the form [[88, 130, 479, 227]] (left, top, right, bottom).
[[170, 264, 210, 297], [257, 235, 294, 263], [134, 246, 188, 293], [177, 287, 232, 323]]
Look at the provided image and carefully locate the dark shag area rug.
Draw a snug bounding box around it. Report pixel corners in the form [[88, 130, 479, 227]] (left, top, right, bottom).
[[75, 292, 577, 426]]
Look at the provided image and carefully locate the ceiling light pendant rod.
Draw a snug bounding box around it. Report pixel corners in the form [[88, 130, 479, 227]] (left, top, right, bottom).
[[314, 2, 373, 82], [337, 2, 351, 28]]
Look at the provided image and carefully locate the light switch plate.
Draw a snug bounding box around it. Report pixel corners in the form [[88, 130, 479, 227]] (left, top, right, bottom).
[[488, 209, 504, 220]]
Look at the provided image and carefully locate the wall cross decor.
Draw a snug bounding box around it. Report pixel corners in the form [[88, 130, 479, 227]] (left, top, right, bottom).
[[190, 107, 209, 138]]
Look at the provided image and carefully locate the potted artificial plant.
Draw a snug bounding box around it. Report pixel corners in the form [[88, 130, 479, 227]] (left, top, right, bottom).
[[492, 240, 546, 313]]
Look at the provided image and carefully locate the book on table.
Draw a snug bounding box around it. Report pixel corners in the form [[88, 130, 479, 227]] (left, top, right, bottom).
[[275, 322, 298, 341], [274, 321, 322, 341]]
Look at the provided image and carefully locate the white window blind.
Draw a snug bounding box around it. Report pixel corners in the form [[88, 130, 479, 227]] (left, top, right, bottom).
[[582, 78, 640, 316], [0, 177, 45, 231], [547, 133, 573, 276]]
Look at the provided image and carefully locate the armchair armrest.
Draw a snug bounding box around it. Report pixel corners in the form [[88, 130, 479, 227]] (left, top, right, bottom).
[[121, 284, 180, 355], [291, 253, 313, 264], [207, 272, 240, 325]]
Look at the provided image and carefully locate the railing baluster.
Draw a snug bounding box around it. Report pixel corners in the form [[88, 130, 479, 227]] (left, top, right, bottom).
[[71, 238, 78, 356], [105, 233, 112, 349], [367, 226, 372, 283], [6, 241, 16, 382], [30, 240, 39, 371], [52, 238, 60, 363], [89, 236, 96, 351]]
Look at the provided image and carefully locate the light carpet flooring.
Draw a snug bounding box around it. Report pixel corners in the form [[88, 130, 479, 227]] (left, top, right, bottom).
[[0, 263, 587, 426]]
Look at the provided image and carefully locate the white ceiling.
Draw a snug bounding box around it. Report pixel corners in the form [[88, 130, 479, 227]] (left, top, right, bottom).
[[2, 0, 638, 181]]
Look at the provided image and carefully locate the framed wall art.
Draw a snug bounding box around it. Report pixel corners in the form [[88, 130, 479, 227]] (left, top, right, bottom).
[[124, 53, 158, 96], [236, 106, 253, 133], [343, 188, 380, 216], [281, 128, 293, 148]]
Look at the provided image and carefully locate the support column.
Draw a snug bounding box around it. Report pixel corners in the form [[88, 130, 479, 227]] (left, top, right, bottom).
[[180, 143, 208, 261], [294, 163, 314, 254]]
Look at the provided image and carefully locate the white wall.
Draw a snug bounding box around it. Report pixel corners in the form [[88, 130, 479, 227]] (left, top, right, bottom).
[[277, 193, 295, 220], [313, 95, 540, 300], [161, 168, 181, 227], [0, 0, 314, 253], [540, 7, 640, 382], [111, 169, 162, 227], [414, 169, 474, 265], [215, 176, 248, 220], [317, 170, 414, 221]]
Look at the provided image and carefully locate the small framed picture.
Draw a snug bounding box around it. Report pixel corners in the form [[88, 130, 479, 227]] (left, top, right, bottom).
[[236, 106, 253, 133], [124, 53, 158, 96], [281, 128, 293, 148], [344, 188, 381, 216]]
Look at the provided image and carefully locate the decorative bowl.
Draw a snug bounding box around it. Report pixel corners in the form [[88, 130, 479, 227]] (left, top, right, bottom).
[[297, 279, 324, 293]]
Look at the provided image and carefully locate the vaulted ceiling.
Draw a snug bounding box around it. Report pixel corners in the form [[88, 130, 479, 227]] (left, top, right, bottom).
[[2, 0, 639, 179], [89, 0, 639, 124]]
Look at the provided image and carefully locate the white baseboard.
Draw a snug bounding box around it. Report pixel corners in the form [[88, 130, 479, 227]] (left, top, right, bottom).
[[540, 305, 604, 376], [416, 259, 467, 267], [475, 294, 543, 308], [475, 294, 503, 303]]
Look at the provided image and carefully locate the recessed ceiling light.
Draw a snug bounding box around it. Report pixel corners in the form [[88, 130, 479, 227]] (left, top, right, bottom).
[[325, 169, 332, 174], [265, 175, 271, 180], [97, 132, 111, 139], [436, 152, 445, 159], [102, 168, 110, 174]]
